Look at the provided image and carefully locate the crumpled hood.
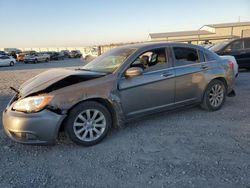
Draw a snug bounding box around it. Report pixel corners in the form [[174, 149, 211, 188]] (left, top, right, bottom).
[[19, 68, 107, 97]]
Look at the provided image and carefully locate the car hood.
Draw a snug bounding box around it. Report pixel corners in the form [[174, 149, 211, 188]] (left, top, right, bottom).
[[18, 68, 107, 97]]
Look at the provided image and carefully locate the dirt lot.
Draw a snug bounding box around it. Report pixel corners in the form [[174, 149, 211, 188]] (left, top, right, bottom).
[[0, 60, 250, 187]]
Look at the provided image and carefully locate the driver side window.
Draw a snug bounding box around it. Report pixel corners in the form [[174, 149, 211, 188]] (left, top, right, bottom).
[[130, 48, 168, 73]]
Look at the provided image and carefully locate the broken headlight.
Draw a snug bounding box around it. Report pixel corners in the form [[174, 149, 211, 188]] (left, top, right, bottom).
[[12, 96, 53, 113]]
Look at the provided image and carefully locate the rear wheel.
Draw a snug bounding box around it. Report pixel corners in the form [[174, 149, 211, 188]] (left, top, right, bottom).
[[65, 101, 112, 146], [34, 59, 38, 64], [45, 58, 49, 62], [201, 80, 226, 111], [9, 61, 14, 66]]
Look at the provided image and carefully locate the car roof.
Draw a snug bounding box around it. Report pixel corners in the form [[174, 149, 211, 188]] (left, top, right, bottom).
[[117, 42, 205, 51], [230, 37, 250, 42]]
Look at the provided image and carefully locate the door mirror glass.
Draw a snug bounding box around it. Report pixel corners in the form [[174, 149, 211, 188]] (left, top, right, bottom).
[[125, 67, 143, 78]]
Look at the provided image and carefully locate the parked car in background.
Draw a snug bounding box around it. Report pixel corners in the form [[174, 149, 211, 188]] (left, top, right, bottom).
[[4, 48, 22, 54], [61, 50, 70, 58], [17, 51, 36, 62], [0, 55, 16, 66], [210, 37, 250, 69], [69, 50, 82, 58], [4, 48, 22, 59], [24, 53, 50, 64], [203, 44, 214, 49], [82, 47, 98, 62], [46, 52, 64, 60], [2, 42, 235, 146], [0, 51, 7, 56]]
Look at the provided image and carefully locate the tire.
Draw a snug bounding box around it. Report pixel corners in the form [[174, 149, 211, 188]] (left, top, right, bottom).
[[45, 58, 49, 62], [9, 61, 14, 66], [65, 101, 112, 146], [201, 80, 226, 111], [34, 59, 38, 64]]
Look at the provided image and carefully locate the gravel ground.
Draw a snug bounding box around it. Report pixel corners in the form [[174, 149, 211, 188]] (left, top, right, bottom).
[[0, 60, 250, 187]]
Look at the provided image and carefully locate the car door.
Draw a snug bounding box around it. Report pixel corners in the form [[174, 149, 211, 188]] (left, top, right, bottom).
[[37, 54, 43, 61], [172, 46, 205, 104], [0, 56, 5, 66], [118, 47, 175, 117], [242, 38, 250, 68], [41, 54, 46, 61], [222, 39, 245, 67], [0, 56, 9, 66]]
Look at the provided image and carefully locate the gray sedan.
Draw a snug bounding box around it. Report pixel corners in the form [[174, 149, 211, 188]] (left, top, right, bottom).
[[2, 42, 235, 146]]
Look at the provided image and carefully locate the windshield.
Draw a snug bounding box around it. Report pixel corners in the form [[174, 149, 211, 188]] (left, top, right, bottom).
[[210, 40, 231, 52], [82, 48, 136, 73]]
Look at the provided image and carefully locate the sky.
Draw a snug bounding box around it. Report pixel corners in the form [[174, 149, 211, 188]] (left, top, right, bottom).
[[0, 0, 250, 48]]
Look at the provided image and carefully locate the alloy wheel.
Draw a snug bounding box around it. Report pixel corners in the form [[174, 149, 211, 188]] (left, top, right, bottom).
[[209, 84, 224, 108], [73, 109, 106, 142]]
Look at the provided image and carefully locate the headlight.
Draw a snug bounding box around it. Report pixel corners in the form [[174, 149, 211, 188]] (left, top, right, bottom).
[[12, 96, 53, 113]]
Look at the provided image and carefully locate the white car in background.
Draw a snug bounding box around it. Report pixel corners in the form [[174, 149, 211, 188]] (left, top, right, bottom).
[[82, 47, 99, 62], [24, 53, 50, 64], [0, 55, 16, 67], [220, 55, 238, 77]]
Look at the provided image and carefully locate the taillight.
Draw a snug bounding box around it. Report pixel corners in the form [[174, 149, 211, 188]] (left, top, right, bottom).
[[229, 61, 234, 70]]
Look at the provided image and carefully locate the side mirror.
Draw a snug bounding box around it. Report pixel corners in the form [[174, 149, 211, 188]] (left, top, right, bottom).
[[125, 67, 143, 78]]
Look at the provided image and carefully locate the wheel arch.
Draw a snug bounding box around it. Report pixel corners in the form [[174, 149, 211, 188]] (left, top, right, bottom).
[[202, 77, 228, 100], [59, 97, 118, 132], [212, 77, 228, 91]]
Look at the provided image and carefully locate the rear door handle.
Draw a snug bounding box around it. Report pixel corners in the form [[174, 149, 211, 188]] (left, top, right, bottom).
[[201, 65, 209, 70], [161, 72, 173, 77]]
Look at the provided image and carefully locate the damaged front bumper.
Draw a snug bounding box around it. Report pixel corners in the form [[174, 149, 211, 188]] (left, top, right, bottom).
[[2, 97, 66, 145]]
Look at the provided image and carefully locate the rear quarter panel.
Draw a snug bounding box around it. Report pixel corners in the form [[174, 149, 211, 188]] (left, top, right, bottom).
[[202, 59, 235, 95]]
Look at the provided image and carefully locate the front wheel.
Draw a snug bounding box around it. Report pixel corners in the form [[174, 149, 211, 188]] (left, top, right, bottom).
[[65, 101, 112, 146], [201, 80, 226, 111]]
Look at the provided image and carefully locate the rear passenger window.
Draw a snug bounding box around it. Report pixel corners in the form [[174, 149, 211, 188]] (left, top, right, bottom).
[[173, 47, 198, 66], [0, 56, 9, 59]]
